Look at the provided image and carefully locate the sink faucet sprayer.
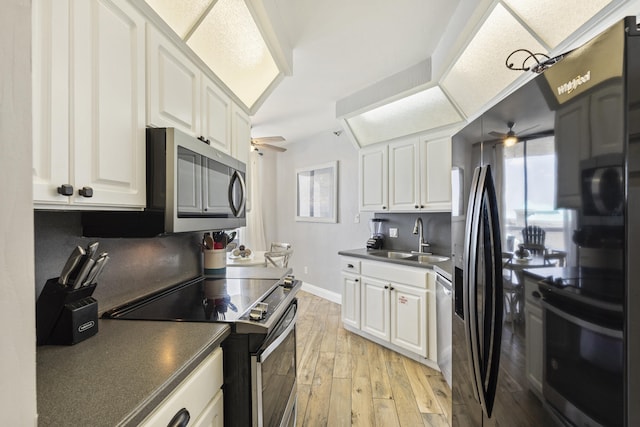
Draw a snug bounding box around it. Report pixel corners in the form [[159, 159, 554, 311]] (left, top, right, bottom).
[[412, 218, 431, 254]]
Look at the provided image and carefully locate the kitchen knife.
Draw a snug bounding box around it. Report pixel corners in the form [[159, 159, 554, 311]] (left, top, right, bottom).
[[72, 257, 95, 289], [86, 241, 99, 258], [83, 252, 108, 286], [87, 255, 109, 286], [58, 246, 86, 286]]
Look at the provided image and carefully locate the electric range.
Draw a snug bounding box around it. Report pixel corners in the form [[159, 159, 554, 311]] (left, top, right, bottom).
[[103, 274, 301, 334]]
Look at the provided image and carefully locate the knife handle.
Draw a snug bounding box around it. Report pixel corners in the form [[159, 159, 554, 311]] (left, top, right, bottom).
[[72, 258, 95, 289]]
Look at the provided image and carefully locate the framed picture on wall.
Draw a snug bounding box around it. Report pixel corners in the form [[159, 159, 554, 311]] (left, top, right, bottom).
[[295, 161, 338, 223]]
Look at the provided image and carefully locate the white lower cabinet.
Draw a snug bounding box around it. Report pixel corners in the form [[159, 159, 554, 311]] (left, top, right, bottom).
[[341, 272, 361, 329], [140, 347, 223, 426], [524, 276, 544, 399], [340, 257, 436, 361], [390, 283, 428, 356], [360, 276, 391, 340]]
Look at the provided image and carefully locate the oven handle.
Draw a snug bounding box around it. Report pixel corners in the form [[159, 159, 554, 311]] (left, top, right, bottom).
[[542, 300, 623, 339], [257, 303, 297, 362]]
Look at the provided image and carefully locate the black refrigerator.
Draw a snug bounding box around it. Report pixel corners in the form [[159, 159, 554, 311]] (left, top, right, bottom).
[[451, 17, 640, 427]]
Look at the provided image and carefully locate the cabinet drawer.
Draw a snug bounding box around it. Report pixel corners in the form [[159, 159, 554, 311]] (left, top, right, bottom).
[[361, 261, 432, 289], [524, 276, 543, 307], [140, 347, 223, 426], [341, 257, 361, 274]]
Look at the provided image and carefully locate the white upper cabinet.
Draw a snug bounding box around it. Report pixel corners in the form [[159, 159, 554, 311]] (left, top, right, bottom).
[[201, 76, 232, 154], [359, 144, 389, 211], [364, 136, 451, 213], [147, 25, 248, 161], [147, 25, 201, 135], [231, 103, 251, 167], [33, 0, 146, 208], [388, 138, 420, 211], [420, 137, 452, 211]]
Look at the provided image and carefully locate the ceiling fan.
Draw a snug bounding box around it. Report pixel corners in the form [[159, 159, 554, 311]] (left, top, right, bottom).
[[488, 121, 552, 146], [250, 136, 287, 152]]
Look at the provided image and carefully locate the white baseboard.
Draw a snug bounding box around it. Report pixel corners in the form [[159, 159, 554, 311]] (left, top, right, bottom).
[[300, 282, 341, 304]]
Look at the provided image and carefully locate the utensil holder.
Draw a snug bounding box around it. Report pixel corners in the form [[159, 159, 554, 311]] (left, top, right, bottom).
[[36, 278, 98, 346], [204, 249, 227, 278]]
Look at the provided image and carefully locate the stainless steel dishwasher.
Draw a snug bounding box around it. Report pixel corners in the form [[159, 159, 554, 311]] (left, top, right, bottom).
[[434, 265, 452, 388]]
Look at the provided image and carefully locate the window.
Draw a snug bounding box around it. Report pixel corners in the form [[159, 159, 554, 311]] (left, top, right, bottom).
[[296, 161, 338, 223], [503, 137, 569, 251]]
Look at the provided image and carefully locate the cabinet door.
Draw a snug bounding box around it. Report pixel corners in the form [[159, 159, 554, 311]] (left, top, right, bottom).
[[32, 0, 71, 205], [390, 283, 428, 357], [72, 0, 146, 207], [360, 276, 390, 340], [193, 389, 224, 427], [421, 137, 452, 211], [359, 146, 388, 211], [231, 104, 251, 166], [177, 147, 203, 214], [341, 272, 361, 329], [147, 25, 200, 135], [202, 76, 232, 154], [555, 96, 590, 208], [388, 138, 420, 211], [590, 82, 624, 157], [525, 303, 544, 398]]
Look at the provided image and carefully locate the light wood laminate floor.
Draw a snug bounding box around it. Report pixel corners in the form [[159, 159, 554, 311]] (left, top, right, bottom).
[[295, 291, 452, 427]]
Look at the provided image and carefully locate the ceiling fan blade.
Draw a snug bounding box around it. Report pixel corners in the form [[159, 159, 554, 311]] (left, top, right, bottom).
[[251, 136, 286, 144], [252, 142, 286, 152], [488, 131, 508, 138]]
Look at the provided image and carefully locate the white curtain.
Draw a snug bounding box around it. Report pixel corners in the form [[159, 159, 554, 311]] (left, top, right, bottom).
[[245, 150, 267, 251]]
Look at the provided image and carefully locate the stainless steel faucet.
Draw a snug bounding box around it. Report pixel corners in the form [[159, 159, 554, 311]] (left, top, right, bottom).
[[412, 217, 431, 254]]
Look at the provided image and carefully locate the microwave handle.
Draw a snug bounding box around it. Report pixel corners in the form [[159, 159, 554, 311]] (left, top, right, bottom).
[[228, 170, 246, 217]]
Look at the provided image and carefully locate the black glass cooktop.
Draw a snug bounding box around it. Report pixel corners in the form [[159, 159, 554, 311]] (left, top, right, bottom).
[[103, 276, 289, 323], [538, 267, 624, 311]]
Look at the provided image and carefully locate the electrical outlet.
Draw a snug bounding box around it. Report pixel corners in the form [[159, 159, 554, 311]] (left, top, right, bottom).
[[389, 228, 398, 238], [304, 266, 308, 274], [354, 213, 360, 223]]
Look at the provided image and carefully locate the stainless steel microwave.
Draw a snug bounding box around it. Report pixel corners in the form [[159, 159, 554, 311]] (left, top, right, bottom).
[[146, 127, 246, 233], [81, 128, 246, 237]]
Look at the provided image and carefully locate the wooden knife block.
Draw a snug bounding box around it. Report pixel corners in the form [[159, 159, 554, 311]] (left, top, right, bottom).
[[36, 278, 98, 346]]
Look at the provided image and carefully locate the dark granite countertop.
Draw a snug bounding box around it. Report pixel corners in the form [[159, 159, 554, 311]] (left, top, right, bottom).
[[338, 247, 453, 278], [37, 318, 230, 426]]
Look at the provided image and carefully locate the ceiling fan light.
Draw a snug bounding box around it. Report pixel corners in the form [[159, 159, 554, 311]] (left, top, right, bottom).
[[504, 135, 518, 146]]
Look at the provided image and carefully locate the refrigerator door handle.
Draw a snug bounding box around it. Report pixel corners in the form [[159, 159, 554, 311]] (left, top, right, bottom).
[[463, 165, 504, 418], [463, 166, 483, 404]]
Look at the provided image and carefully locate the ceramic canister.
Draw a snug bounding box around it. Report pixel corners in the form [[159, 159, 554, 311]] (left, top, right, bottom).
[[204, 249, 227, 277]]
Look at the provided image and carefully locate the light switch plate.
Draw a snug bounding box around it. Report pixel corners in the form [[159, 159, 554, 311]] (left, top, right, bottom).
[[389, 228, 398, 238]]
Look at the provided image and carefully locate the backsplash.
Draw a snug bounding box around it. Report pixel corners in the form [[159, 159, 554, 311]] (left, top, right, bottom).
[[34, 211, 202, 313], [373, 212, 452, 256]]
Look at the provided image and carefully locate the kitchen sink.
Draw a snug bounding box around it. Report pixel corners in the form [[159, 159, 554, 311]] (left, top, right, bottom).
[[380, 251, 413, 259], [367, 250, 449, 264], [369, 250, 414, 259], [409, 254, 450, 264]]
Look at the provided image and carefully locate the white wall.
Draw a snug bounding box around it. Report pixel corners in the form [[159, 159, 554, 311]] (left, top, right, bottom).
[[0, 0, 37, 424], [261, 132, 372, 296]]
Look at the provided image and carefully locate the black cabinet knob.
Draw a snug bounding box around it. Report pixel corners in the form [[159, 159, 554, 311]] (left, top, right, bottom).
[[57, 184, 73, 196], [197, 136, 211, 145], [167, 408, 190, 427], [384, 285, 389, 289], [355, 279, 359, 282], [382, 206, 387, 210], [347, 264, 354, 268], [78, 187, 93, 198]]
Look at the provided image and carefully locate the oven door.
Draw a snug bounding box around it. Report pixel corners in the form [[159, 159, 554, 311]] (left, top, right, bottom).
[[542, 299, 623, 427], [251, 300, 297, 427]]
